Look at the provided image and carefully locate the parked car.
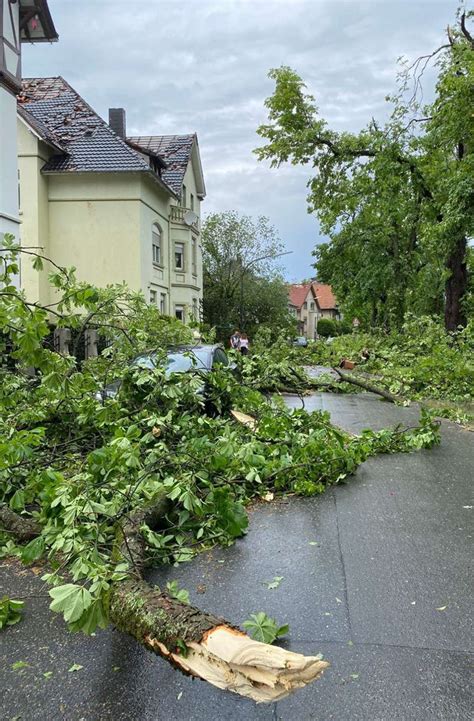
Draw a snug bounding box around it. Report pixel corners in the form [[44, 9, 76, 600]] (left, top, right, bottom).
[[95, 344, 233, 407], [292, 336, 308, 347]]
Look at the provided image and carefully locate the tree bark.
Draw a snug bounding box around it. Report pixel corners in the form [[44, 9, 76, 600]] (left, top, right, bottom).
[[444, 234, 467, 331], [333, 368, 400, 403], [0, 504, 41, 541], [110, 579, 328, 702], [3, 500, 329, 703]]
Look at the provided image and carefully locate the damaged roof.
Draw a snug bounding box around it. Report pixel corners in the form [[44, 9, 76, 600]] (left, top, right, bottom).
[[128, 135, 206, 199], [19, 77, 153, 174], [18, 78, 200, 200]]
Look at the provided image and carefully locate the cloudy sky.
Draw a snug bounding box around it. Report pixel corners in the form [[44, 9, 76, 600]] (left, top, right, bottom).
[[23, 0, 461, 280]]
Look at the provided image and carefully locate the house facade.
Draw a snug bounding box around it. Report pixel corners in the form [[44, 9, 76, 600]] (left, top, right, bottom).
[[288, 281, 340, 339], [17, 77, 205, 323], [1, 1, 57, 253]]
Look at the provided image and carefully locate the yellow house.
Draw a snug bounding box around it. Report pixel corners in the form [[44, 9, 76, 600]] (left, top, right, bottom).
[[17, 77, 206, 323]]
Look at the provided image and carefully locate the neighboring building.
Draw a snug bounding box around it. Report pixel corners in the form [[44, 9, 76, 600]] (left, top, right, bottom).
[[288, 281, 340, 339], [17, 76, 206, 322], [0, 1, 57, 255]]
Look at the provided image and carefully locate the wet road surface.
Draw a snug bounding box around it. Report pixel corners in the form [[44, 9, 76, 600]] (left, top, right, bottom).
[[1, 391, 472, 720]]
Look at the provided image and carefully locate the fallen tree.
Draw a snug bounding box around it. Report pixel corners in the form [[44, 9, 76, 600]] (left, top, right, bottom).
[[333, 368, 400, 403], [0, 243, 440, 702]]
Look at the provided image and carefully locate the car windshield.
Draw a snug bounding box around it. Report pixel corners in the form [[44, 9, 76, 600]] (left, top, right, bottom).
[[166, 350, 209, 373], [132, 349, 209, 374]]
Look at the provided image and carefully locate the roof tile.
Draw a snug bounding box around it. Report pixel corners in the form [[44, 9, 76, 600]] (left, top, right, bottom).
[[20, 78, 151, 175], [127, 135, 195, 196]]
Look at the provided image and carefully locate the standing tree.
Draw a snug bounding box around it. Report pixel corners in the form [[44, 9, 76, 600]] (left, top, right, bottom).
[[255, 11, 473, 331], [202, 211, 294, 340]]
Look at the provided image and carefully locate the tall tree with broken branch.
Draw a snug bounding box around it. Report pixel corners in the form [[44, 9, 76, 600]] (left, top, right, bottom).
[[0, 241, 440, 701], [255, 10, 474, 331]]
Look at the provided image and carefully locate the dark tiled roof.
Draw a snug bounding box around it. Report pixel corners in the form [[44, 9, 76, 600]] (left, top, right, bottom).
[[19, 77, 168, 180], [127, 135, 195, 195], [17, 104, 66, 153]]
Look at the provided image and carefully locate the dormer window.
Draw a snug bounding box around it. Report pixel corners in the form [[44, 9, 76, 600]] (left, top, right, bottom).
[[150, 156, 161, 176], [181, 184, 187, 208]]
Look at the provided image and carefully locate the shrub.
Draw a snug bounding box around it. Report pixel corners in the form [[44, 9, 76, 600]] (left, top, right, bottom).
[[317, 318, 336, 337]]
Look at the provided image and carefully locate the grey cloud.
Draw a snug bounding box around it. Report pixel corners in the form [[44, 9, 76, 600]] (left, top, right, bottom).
[[23, 0, 458, 279]]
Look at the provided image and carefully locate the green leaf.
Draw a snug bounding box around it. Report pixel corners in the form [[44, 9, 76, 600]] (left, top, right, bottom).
[[32, 255, 44, 271], [9, 490, 25, 512], [11, 660, 29, 670], [0, 597, 25, 630], [166, 581, 190, 605], [68, 663, 83, 673], [210, 487, 248, 539], [242, 612, 289, 644], [68, 598, 109, 635], [21, 536, 45, 565], [265, 576, 284, 590], [49, 584, 93, 623]]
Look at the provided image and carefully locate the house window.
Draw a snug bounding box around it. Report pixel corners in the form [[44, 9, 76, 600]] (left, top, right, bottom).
[[303, 302, 307, 309], [175, 242, 185, 270], [175, 304, 185, 322], [160, 293, 166, 314], [181, 184, 187, 208], [152, 224, 162, 266], [310, 302, 315, 310], [192, 236, 197, 275], [192, 297, 198, 320], [190, 193, 194, 211], [149, 289, 157, 305]]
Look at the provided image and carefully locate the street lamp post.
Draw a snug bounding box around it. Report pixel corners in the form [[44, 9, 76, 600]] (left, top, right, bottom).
[[239, 250, 293, 331]]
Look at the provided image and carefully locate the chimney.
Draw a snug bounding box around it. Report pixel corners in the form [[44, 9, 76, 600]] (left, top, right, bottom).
[[109, 108, 126, 138]]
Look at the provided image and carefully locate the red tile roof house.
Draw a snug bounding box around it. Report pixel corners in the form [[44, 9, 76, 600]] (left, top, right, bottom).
[[288, 282, 340, 339]]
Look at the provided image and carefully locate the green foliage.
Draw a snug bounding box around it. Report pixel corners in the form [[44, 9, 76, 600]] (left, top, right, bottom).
[[0, 244, 440, 636], [242, 612, 289, 644], [256, 14, 474, 331], [201, 211, 296, 341], [0, 597, 24, 629], [166, 581, 190, 605], [317, 318, 336, 337], [305, 316, 474, 415]]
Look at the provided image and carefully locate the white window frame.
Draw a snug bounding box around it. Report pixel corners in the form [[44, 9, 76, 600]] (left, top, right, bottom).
[[160, 293, 166, 314], [149, 289, 157, 305], [175, 304, 185, 322], [175, 242, 185, 270], [152, 224, 162, 266]]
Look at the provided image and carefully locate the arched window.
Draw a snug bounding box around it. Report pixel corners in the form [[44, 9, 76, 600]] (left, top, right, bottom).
[[152, 223, 162, 266]]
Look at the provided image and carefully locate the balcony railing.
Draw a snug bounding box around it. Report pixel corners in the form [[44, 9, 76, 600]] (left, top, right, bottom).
[[169, 205, 200, 233]]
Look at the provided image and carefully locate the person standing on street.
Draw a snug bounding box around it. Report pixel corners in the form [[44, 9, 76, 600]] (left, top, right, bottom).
[[239, 333, 250, 355], [230, 330, 241, 350]]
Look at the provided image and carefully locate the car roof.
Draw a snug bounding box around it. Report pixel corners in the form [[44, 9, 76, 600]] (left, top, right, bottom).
[[168, 344, 222, 352]]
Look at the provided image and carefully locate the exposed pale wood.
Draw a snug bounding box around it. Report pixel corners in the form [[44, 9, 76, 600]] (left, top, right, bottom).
[[147, 625, 329, 703], [231, 409, 257, 430], [4, 486, 330, 704]]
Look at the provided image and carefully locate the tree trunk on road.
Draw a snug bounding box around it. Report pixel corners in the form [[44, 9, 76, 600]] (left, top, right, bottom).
[[2, 500, 329, 703]]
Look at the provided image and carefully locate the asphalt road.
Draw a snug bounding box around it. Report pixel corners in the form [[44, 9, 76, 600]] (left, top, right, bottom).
[[1, 391, 472, 721]]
